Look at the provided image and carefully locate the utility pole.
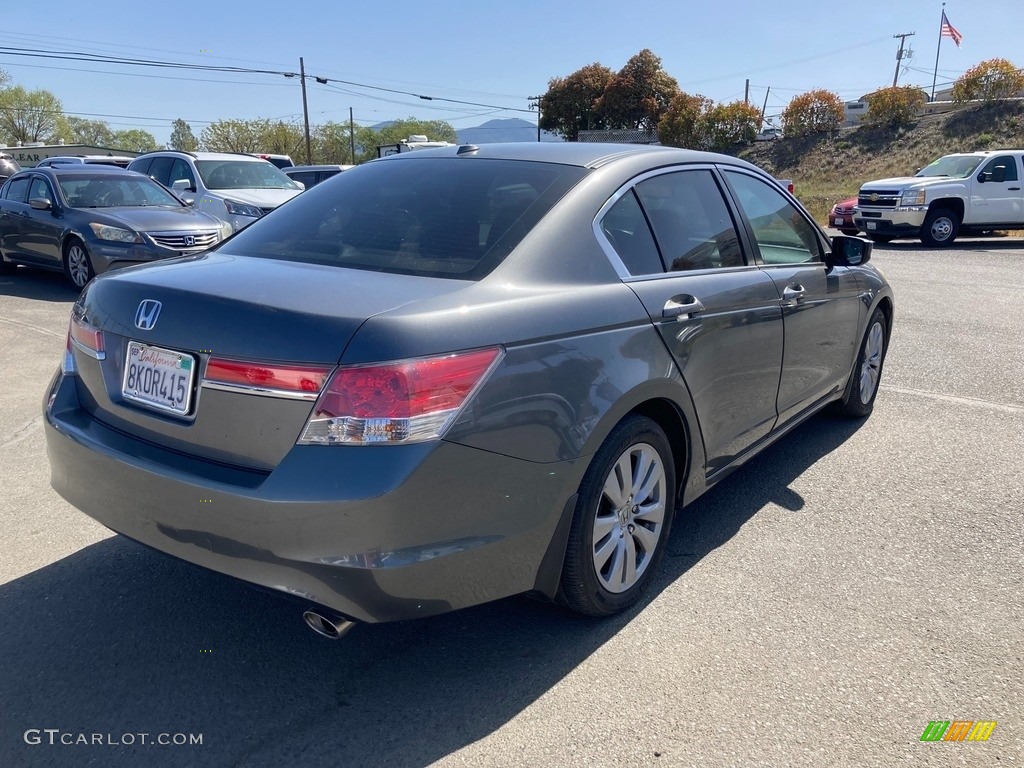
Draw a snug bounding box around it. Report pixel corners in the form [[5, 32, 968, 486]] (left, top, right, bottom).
[[349, 107, 356, 164], [760, 87, 771, 126], [299, 57, 312, 165], [529, 95, 543, 142], [744, 79, 750, 104], [892, 32, 915, 87]]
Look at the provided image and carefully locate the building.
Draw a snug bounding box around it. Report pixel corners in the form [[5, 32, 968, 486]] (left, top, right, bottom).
[[0, 142, 140, 167]]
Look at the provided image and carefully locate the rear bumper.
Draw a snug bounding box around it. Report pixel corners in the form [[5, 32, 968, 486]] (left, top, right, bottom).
[[43, 370, 581, 623]]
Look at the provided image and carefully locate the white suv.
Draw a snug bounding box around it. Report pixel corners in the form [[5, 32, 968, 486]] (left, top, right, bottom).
[[128, 151, 303, 233]]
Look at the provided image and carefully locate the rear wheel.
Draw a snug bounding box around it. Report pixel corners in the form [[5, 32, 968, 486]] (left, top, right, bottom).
[[920, 207, 960, 247], [837, 307, 887, 418], [558, 415, 676, 616], [63, 238, 94, 289], [0, 250, 15, 275]]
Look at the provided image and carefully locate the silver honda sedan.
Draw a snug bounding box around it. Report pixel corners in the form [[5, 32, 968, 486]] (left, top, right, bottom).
[[44, 143, 893, 638]]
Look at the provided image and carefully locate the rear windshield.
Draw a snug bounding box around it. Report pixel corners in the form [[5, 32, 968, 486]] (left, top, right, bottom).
[[219, 157, 587, 279]]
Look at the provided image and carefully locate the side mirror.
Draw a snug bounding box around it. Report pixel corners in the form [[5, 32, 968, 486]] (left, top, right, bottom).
[[292, 180, 306, 191], [992, 167, 1006, 183], [29, 197, 53, 211], [827, 234, 872, 268], [171, 179, 194, 193]]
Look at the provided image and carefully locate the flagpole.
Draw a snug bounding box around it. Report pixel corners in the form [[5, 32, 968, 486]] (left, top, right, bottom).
[[930, 2, 946, 101]]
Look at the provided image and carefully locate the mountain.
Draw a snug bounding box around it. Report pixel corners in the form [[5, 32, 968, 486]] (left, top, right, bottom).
[[456, 118, 562, 144]]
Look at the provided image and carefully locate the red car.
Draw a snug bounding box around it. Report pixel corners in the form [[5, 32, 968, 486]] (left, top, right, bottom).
[[830, 197, 859, 235]]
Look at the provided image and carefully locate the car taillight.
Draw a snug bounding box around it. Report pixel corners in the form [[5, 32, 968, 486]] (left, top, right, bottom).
[[67, 314, 104, 360], [298, 347, 502, 445], [204, 358, 332, 398]]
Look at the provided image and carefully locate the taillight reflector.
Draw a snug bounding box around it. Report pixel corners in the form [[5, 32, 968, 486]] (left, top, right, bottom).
[[205, 358, 331, 395], [299, 347, 502, 445]]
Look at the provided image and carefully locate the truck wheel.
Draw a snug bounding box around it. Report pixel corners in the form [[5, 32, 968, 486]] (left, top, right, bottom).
[[921, 208, 960, 247], [867, 235, 892, 244]]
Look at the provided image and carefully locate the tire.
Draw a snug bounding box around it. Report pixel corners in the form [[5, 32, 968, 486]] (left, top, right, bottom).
[[837, 307, 887, 418], [0, 251, 15, 275], [558, 415, 676, 616], [839, 229, 860, 236], [63, 238, 94, 289], [920, 207, 960, 247], [867, 234, 892, 244]]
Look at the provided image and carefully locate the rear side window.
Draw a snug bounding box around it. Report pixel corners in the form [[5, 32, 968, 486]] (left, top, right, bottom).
[[289, 171, 317, 187], [221, 158, 587, 280], [600, 190, 663, 276], [146, 157, 175, 186], [3, 177, 29, 203]]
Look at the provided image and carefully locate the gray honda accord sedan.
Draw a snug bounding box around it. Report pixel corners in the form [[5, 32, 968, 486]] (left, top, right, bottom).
[[44, 143, 893, 637]]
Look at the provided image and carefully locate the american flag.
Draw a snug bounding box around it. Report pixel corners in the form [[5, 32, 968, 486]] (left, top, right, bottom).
[[941, 11, 963, 47]]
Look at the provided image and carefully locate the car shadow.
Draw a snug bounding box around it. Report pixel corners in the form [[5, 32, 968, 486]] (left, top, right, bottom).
[[877, 237, 1024, 252], [0, 412, 864, 768], [0, 266, 80, 301]]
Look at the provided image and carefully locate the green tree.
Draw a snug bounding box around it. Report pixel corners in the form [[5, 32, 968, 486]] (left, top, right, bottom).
[[595, 49, 680, 131], [111, 129, 158, 152], [62, 116, 115, 146], [311, 121, 355, 164], [951, 58, 1024, 103], [863, 86, 927, 127], [169, 118, 199, 152], [0, 86, 65, 143], [781, 89, 845, 137], [539, 62, 615, 141], [702, 101, 763, 150], [200, 118, 304, 155], [657, 92, 714, 149]]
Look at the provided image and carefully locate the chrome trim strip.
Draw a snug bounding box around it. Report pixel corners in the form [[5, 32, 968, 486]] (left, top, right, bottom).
[[70, 335, 105, 360], [201, 379, 320, 401]]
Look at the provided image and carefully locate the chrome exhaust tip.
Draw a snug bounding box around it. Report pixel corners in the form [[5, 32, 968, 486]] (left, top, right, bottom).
[[303, 610, 356, 639]]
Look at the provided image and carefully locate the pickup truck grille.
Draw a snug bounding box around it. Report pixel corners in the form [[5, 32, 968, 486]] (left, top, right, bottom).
[[858, 190, 901, 208]]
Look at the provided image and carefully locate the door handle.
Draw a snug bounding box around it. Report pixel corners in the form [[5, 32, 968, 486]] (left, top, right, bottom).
[[662, 296, 705, 320], [781, 285, 806, 307], [1009, 186, 1021, 191]]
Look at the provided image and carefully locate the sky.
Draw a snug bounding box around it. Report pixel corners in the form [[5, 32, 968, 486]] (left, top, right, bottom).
[[1, 0, 1022, 147]]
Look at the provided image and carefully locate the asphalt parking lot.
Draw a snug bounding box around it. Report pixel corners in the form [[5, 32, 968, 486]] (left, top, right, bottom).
[[1, 238, 1021, 767]]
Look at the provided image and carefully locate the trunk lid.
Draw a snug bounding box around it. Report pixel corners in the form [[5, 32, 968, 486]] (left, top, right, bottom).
[[72, 253, 468, 469]]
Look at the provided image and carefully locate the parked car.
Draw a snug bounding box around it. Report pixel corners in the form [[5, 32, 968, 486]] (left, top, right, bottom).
[[283, 164, 353, 189], [0, 152, 20, 182], [128, 151, 303, 233], [829, 197, 860, 235], [36, 155, 134, 169], [44, 143, 893, 638], [0, 166, 230, 288], [251, 153, 295, 169], [756, 127, 783, 141]]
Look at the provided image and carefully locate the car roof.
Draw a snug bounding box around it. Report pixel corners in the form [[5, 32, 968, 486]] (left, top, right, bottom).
[[23, 166, 146, 177], [372, 141, 764, 171], [133, 151, 268, 163]]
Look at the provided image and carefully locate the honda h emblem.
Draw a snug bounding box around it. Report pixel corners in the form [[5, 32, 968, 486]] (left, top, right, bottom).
[[135, 300, 162, 331], [184, 235, 195, 247]]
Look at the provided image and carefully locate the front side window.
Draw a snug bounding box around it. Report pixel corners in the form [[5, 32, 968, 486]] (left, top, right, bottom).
[[980, 155, 1019, 182], [221, 158, 587, 280], [28, 176, 53, 203], [635, 169, 745, 272], [724, 170, 822, 265], [195, 161, 300, 190]]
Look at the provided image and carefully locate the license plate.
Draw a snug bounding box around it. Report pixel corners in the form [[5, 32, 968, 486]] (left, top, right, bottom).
[[866, 222, 877, 230], [122, 342, 196, 415], [834, 217, 845, 226]]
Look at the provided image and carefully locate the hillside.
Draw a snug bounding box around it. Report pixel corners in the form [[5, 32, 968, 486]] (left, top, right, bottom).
[[455, 118, 561, 144], [736, 101, 1024, 224]]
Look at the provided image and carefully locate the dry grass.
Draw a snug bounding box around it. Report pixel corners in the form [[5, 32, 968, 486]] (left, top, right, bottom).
[[734, 101, 1024, 224]]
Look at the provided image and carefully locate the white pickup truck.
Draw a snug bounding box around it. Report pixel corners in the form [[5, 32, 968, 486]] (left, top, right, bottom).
[[853, 150, 1024, 246]]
